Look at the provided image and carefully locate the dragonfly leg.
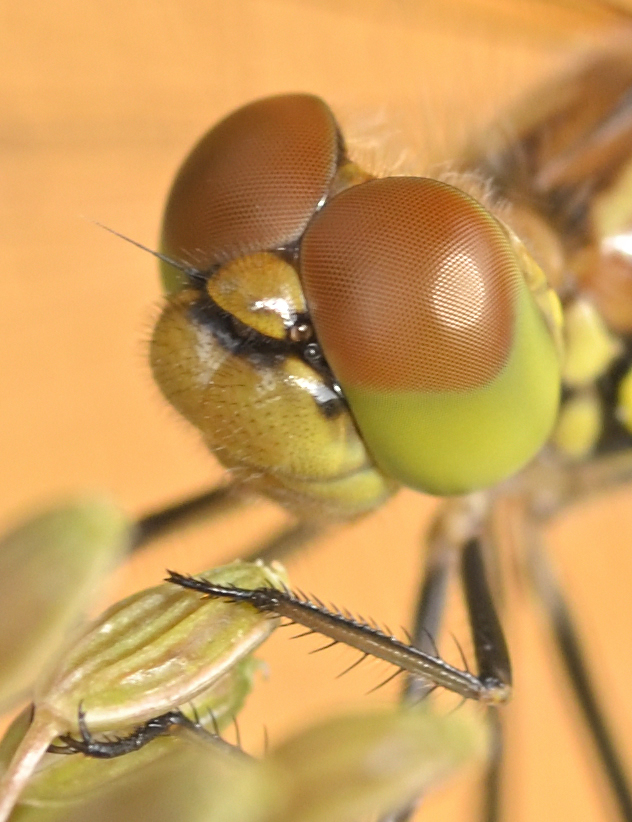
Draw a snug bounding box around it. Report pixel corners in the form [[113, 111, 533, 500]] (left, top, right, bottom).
[[526, 533, 632, 822], [456, 524, 512, 822], [169, 494, 513, 701], [168, 498, 513, 822], [403, 526, 454, 703], [460, 535, 511, 822], [414, 496, 513, 702], [460, 536, 512, 699], [379, 501, 511, 822], [46, 704, 246, 761], [47, 706, 204, 759], [377, 514, 459, 822], [132, 481, 248, 548], [131, 479, 327, 565], [480, 709, 504, 822]]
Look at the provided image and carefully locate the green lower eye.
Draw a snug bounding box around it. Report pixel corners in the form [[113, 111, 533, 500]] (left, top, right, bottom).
[[343, 278, 562, 495]]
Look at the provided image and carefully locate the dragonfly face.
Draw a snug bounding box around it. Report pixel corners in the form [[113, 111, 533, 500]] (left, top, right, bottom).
[[151, 94, 563, 506]]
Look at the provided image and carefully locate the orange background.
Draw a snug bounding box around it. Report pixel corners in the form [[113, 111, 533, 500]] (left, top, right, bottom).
[[2, 1, 632, 820]]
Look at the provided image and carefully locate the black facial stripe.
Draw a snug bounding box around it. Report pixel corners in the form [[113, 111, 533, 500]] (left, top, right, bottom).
[[186, 290, 347, 417]]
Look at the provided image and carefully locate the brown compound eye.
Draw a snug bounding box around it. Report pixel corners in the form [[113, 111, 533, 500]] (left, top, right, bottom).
[[300, 177, 518, 393], [299, 176, 561, 494], [161, 94, 340, 273]]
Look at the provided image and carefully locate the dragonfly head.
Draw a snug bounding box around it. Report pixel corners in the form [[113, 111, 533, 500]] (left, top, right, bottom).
[[154, 94, 563, 507]]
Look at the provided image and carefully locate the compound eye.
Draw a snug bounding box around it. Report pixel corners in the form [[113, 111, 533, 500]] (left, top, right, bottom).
[[300, 177, 561, 494], [162, 94, 339, 277]]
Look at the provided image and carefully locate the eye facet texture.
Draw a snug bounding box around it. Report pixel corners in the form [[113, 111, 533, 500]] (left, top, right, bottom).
[[301, 177, 518, 391], [162, 94, 339, 271], [301, 177, 561, 494]]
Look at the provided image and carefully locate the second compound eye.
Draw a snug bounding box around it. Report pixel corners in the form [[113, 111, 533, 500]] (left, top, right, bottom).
[[161, 94, 340, 277], [300, 176, 561, 494]]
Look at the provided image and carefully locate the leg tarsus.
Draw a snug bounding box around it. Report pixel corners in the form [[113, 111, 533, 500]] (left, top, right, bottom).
[[47, 707, 207, 759]]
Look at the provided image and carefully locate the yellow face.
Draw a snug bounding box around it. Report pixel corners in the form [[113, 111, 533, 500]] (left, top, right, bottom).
[[152, 95, 395, 519], [151, 93, 563, 512]]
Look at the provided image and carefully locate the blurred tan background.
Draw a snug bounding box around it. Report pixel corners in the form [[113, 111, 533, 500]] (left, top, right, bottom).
[[2, 1, 632, 820]]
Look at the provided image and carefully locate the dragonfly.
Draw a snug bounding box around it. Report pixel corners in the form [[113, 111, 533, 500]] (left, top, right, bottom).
[[2, 1, 632, 821]]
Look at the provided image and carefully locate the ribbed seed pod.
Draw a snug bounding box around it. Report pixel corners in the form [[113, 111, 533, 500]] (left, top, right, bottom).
[[0, 561, 288, 822]]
